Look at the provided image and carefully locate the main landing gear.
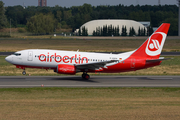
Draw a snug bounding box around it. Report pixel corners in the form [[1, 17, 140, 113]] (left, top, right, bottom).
[[22, 70, 26, 75], [82, 72, 90, 80]]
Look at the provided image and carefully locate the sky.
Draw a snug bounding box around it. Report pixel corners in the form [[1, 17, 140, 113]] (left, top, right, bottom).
[[1, 0, 177, 7]]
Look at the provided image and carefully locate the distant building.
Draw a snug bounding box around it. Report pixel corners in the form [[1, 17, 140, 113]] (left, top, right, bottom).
[[138, 21, 150, 28], [38, 0, 47, 7], [75, 19, 146, 36]]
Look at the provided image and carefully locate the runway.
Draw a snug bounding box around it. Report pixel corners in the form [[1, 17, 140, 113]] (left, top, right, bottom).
[[0, 76, 179, 88]]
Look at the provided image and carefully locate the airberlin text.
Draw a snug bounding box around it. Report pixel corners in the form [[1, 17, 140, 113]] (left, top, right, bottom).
[[38, 53, 88, 64]]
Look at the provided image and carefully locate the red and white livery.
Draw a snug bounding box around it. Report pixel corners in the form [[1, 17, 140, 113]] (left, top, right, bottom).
[[5, 23, 170, 79]]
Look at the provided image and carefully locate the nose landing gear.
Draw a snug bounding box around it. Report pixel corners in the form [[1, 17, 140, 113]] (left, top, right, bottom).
[[82, 72, 90, 80], [22, 70, 26, 75]]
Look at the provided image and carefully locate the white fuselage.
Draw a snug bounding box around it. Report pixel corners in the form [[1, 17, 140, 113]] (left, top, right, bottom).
[[5, 49, 134, 70]]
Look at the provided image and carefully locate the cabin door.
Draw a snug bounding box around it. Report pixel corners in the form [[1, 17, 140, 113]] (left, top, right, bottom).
[[131, 58, 135, 68], [28, 51, 33, 61]]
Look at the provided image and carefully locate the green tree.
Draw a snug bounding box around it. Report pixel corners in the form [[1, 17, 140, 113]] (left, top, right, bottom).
[[140, 28, 144, 36], [147, 26, 154, 36], [162, 17, 178, 36], [121, 25, 127, 36], [131, 27, 136, 36], [143, 27, 146, 36], [108, 24, 112, 36], [124, 26, 127, 36], [4, 4, 179, 35], [81, 26, 88, 36], [103, 25, 108, 36], [5, 5, 25, 27], [26, 13, 56, 35], [100, 27, 103, 36], [96, 27, 101, 36], [85, 28, 88, 36], [117, 26, 120, 36], [129, 27, 133, 36], [121, 25, 124, 36], [56, 11, 62, 22], [78, 27, 81, 36], [0, 1, 7, 29], [114, 27, 117, 36], [138, 27, 141, 36], [63, 10, 72, 21], [92, 30, 96, 36]]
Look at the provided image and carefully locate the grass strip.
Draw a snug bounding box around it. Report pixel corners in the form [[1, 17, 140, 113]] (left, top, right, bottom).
[[0, 87, 180, 120], [1, 38, 180, 52]]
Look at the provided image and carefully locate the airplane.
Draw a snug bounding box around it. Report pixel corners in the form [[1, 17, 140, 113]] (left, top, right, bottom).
[[5, 23, 170, 80]]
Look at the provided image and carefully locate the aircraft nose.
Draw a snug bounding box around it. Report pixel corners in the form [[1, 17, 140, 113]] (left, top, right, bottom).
[[5, 56, 12, 63]]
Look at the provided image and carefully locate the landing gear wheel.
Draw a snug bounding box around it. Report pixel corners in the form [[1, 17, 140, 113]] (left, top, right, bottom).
[[85, 74, 90, 80], [82, 73, 86, 78], [82, 73, 90, 80], [22, 71, 26, 75]]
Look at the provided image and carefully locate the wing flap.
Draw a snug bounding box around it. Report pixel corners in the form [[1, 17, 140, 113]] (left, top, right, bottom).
[[75, 60, 118, 70]]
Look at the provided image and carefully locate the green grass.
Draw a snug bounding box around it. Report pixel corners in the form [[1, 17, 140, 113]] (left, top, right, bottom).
[[0, 87, 180, 120], [1, 38, 180, 52]]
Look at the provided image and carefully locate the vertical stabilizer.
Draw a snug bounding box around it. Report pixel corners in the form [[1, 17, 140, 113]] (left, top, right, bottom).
[[130, 23, 170, 59]]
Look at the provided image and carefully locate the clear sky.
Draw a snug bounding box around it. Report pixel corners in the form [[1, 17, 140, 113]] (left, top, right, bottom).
[[1, 0, 177, 7]]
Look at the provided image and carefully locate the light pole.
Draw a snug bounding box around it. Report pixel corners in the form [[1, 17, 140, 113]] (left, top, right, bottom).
[[10, 19, 11, 36], [178, 0, 180, 36]]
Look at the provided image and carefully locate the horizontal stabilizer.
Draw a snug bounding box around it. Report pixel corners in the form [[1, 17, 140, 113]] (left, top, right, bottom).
[[146, 57, 172, 63]]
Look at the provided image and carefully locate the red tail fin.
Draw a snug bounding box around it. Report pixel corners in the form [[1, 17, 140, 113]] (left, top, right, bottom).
[[131, 23, 170, 59]]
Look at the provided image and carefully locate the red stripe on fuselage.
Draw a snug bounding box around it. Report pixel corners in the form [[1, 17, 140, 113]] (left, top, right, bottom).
[[15, 57, 161, 73]]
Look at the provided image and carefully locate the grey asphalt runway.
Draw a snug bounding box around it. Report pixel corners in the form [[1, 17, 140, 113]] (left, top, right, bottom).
[[0, 76, 179, 88]]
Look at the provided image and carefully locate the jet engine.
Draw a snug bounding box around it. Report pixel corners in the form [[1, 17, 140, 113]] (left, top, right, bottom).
[[56, 64, 76, 75]]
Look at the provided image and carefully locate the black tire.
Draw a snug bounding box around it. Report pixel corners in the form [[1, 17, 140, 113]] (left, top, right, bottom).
[[22, 71, 26, 75], [85, 74, 90, 80], [82, 73, 86, 79]]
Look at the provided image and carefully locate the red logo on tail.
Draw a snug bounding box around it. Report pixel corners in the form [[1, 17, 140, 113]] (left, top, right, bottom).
[[146, 32, 166, 56], [149, 39, 160, 51], [148, 33, 163, 51]]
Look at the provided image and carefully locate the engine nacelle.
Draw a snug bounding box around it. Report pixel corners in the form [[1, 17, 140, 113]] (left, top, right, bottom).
[[56, 64, 76, 75]]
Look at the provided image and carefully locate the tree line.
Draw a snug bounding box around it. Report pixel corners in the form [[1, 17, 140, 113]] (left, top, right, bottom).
[[0, 2, 178, 35], [0, 1, 7, 29], [78, 25, 149, 36]]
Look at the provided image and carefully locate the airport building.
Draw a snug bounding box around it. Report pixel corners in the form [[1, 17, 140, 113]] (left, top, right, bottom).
[[75, 19, 147, 36], [38, 0, 47, 7]]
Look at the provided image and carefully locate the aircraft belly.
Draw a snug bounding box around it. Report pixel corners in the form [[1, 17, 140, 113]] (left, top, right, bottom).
[[22, 60, 57, 69]]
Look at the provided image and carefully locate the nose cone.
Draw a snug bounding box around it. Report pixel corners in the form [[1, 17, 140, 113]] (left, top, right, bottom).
[[5, 56, 12, 63]]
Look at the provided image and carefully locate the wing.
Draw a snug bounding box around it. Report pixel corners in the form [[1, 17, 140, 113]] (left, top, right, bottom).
[[75, 60, 118, 70]]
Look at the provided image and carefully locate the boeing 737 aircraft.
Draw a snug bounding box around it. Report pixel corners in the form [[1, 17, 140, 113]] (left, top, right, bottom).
[[5, 23, 170, 79]]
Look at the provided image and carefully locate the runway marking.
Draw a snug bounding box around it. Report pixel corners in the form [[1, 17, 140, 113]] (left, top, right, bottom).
[[147, 77, 173, 80], [0, 85, 180, 87]]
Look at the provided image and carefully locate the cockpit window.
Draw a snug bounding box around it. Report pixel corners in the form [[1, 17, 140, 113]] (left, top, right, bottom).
[[13, 53, 21, 56]]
